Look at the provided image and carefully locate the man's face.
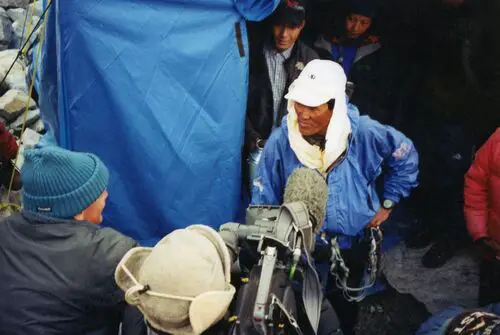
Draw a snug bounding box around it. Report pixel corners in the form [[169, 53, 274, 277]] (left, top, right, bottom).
[[79, 191, 108, 225], [273, 22, 305, 52], [345, 13, 372, 39], [295, 101, 333, 136]]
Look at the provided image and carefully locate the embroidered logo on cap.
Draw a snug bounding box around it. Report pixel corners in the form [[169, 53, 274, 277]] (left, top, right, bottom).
[[37, 207, 52, 213]]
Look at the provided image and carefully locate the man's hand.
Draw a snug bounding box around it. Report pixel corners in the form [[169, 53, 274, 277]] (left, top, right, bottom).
[[368, 208, 392, 228]]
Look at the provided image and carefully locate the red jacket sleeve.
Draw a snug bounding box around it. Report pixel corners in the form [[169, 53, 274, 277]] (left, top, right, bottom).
[[0, 123, 18, 161], [464, 129, 500, 240]]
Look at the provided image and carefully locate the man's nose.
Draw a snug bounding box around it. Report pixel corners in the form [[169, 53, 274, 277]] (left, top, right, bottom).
[[298, 109, 311, 118]]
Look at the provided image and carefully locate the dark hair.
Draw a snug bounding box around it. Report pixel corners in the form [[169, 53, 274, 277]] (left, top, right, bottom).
[[327, 99, 336, 111]]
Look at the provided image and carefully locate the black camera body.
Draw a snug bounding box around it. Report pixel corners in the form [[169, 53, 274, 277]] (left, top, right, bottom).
[[220, 202, 322, 335]]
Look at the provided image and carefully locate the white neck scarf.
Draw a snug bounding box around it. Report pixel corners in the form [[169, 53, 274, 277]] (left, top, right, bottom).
[[287, 97, 351, 173]]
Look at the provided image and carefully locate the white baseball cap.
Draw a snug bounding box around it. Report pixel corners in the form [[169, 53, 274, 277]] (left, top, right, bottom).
[[285, 59, 347, 107]]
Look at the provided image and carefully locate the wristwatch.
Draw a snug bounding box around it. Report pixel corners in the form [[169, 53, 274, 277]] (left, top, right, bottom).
[[382, 199, 395, 210]]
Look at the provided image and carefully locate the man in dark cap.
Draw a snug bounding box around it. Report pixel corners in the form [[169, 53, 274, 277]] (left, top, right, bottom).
[[244, 0, 318, 190], [314, 0, 379, 77], [313, 0, 399, 126]]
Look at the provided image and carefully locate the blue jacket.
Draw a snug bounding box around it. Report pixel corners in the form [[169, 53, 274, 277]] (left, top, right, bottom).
[[252, 104, 419, 239]]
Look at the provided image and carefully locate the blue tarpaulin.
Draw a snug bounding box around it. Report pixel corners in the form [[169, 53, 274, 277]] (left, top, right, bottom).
[[39, 0, 279, 245]]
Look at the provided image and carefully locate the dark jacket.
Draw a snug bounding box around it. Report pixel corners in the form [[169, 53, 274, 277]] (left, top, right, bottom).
[[0, 211, 141, 335], [245, 39, 318, 147], [314, 35, 398, 125]]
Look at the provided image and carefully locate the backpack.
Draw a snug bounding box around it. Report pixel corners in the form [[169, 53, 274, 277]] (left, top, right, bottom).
[[228, 265, 302, 335]]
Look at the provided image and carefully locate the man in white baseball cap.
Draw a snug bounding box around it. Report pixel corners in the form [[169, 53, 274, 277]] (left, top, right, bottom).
[[252, 59, 419, 334], [115, 225, 235, 335]]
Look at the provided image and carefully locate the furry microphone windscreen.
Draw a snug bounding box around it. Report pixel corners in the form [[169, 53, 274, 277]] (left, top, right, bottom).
[[283, 168, 328, 232]]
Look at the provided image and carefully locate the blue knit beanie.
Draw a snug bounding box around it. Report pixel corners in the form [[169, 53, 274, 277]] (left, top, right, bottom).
[[21, 146, 110, 218]]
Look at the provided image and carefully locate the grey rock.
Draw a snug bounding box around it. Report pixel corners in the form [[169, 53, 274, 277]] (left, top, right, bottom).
[[0, 49, 28, 92], [28, 118, 44, 133], [382, 243, 480, 314], [0, 0, 29, 9], [9, 107, 39, 130], [0, 190, 22, 219], [11, 15, 39, 48], [27, 1, 41, 18], [7, 8, 26, 22], [21, 127, 41, 147], [0, 89, 36, 121], [0, 13, 13, 46], [0, 8, 6, 14]]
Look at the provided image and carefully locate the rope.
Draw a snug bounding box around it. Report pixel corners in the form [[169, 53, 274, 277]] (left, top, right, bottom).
[[2, 1, 51, 212], [0, 1, 53, 91], [19, 2, 31, 53], [329, 228, 383, 302], [21, 0, 37, 56]]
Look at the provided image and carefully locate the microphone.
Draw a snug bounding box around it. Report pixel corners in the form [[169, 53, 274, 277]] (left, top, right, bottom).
[[283, 168, 328, 233], [219, 168, 328, 250]]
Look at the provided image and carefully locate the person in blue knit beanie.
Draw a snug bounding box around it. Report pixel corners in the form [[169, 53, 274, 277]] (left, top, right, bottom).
[[21, 146, 110, 222], [0, 146, 146, 335]]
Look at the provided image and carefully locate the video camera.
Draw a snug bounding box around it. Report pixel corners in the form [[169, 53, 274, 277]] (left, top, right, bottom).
[[219, 168, 328, 335]]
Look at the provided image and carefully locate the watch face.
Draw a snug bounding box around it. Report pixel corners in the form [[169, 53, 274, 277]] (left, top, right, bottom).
[[383, 199, 394, 209]]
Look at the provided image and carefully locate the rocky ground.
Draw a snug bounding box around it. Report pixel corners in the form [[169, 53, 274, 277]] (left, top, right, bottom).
[[357, 287, 430, 335], [354, 243, 480, 334], [0, 0, 49, 215], [0, 0, 44, 139]]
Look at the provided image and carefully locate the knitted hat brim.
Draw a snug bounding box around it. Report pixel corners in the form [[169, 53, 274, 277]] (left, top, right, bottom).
[[22, 153, 109, 218]]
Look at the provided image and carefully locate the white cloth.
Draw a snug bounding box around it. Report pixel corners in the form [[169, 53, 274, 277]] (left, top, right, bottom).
[[287, 99, 351, 173], [284, 60, 352, 173]]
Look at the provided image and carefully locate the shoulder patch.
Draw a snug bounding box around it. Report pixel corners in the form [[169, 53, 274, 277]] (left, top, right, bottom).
[[392, 142, 412, 159]]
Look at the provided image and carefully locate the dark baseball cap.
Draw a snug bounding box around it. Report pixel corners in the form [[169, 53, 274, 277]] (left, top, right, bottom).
[[271, 0, 306, 27]]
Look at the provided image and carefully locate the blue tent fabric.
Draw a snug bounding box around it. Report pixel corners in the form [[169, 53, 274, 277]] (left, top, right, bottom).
[[38, 0, 59, 141], [40, 0, 279, 245]]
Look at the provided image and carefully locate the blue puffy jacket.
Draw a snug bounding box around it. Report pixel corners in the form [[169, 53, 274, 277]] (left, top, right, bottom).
[[252, 104, 419, 240]]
